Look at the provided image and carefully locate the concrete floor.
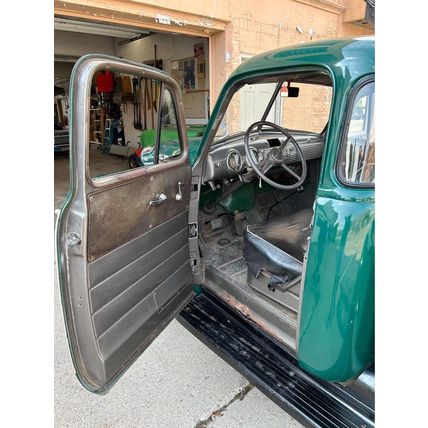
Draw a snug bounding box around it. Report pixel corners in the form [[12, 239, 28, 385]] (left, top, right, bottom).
[[54, 150, 129, 209], [54, 151, 302, 427]]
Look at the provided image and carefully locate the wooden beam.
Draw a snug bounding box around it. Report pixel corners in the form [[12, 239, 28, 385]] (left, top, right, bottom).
[[54, 0, 227, 37]]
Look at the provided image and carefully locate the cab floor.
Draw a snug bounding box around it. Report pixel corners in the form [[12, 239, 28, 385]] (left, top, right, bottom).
[[200, 229, 299, 323], [201, 231, 247, 287]]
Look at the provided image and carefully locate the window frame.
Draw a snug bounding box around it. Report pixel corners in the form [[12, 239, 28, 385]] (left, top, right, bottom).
[[336, 75, 375, 189], [214, 69, 334, 141], [86, 68, 187, 188]]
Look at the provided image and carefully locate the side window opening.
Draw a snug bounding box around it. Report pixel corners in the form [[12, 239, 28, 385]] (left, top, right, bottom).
[[158, 88, 182, 163], [338, 80, 375, 186], [88, 72, 182, 179], [140, 85, 183, 166]]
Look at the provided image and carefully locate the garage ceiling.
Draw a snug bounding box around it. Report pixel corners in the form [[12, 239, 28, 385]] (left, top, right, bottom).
[[54, 17, 149, 39]]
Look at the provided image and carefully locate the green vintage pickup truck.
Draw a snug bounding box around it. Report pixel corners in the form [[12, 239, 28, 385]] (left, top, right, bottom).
[[57, 36, 375, 427]]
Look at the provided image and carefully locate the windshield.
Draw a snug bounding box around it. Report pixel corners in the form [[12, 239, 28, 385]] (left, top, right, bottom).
[[215, 80, 332, 140]]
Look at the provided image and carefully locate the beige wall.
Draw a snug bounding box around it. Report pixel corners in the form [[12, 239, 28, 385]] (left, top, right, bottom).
[[55, 0, 373, 131], [203, 0, 372, 133], [55, 1, 373, 98], [282, 84, 333, 133]]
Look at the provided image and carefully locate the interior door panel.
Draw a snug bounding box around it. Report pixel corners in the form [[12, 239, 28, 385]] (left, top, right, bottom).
[[87, 173, 192, 379], [56, 55, 194, 393], [87, 164, 191, 260]]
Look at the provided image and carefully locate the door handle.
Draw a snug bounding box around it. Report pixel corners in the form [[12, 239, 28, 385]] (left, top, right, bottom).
[[149, 192, 167, 206], [175, 181, 183, 201]]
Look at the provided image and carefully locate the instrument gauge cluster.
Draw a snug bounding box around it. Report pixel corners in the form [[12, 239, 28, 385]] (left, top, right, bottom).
[[226, 150, 243, 173], [249, 147, 263, 164]]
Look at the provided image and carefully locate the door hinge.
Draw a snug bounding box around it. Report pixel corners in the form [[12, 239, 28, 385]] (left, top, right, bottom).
[[190, 176, 200, 201], [188, 223, 198, 238], [190, 251, 199, 273], [67, 232, 81, 247]]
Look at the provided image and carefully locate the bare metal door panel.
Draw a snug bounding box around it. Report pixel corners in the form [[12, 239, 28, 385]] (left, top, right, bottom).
[[87, 164, 191, 260], [88, 210, 188, 286], [56, 55, 193, 393]]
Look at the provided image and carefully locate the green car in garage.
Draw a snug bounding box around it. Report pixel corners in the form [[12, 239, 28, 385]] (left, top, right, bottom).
[[57, 36, 375, 427], [135, 128, 205, 167]]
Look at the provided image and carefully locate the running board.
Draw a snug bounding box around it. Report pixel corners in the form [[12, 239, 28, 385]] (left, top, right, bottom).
[[178, 290, 374, 428]]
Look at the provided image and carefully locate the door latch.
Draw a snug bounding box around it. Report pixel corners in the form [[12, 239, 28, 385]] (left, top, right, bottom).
[[149, 192, 167, 206], [67, 232, 81, 247], [175, 181, 183, 201]]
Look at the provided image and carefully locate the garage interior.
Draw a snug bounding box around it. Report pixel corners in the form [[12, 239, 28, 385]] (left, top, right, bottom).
[[54, 17, 210, 208]]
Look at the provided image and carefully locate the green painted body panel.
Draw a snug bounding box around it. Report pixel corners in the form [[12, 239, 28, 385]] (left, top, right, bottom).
[[199, 184, 220, 208], [198, 37, 375, 382], [200, 181, 273, 214], [188, 138, 204, 165], [298, 196, 374, 381], [295, 38, 374, 381], [219, 184, 255, 213]]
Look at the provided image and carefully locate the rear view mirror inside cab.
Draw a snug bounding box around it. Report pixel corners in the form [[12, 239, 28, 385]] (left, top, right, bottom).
[[88, 68, 182, 180], [280, 84, 299, 98]]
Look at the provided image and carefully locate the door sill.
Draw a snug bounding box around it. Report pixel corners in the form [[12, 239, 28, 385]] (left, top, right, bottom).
[[204, 264, 298, 352], [178, 289, 374, 428]]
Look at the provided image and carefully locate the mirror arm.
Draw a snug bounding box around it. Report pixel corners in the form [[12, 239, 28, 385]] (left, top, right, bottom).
[[257, 81, 283, 132]]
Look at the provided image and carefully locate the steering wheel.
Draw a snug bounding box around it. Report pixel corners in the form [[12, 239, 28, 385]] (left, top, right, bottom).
[[244, 121, 307, 190]]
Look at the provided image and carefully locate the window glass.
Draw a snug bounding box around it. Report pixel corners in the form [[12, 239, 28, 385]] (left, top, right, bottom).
[[88, 71, 162, 179], [215, 80, 332, 139], [279, 83, 332, 133], [157, 88, 182, 163], [338, 81, 375, 185]]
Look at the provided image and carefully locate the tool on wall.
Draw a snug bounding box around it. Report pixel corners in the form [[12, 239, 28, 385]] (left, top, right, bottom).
[[141, 78, 147, 130], [138, 78, 145, 130], [150, 80, 155, 127], [143, 78, 153, 128], [119, 75, 133, 115], [96, 70, 113, 93], [132, 76, 142, 130], [153, 45, 160, 115], [153, 81, 160, 113]]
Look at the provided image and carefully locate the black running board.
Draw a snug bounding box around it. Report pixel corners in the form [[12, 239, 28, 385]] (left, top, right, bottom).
[[178, 289, 374, 428]]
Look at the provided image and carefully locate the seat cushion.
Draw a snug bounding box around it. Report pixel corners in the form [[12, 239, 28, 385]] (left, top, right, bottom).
[[243, 209, 313, 287]]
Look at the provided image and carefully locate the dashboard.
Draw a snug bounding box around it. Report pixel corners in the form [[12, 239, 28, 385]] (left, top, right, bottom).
[[203, 131, 325, 183]]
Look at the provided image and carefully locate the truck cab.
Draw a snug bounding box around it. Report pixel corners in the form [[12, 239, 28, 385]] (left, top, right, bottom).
[[57, 36, 375, 427]]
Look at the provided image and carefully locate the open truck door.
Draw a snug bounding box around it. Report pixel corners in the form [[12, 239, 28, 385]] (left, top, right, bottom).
[[56, 55, 194, 393]]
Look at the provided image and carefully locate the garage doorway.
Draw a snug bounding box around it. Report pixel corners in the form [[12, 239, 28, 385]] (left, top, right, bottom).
[[54, 17, 210, 207]]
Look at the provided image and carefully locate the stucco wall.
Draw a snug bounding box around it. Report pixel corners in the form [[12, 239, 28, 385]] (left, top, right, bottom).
[[54, 0, 373, 132], [205, 0, 372, 133]]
